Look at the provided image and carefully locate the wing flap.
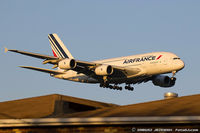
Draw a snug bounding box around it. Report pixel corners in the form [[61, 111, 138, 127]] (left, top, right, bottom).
[[19, 66, 65, 74]]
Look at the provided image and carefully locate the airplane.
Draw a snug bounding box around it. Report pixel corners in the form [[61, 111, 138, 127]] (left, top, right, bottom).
[[5, 33, 185, 91]]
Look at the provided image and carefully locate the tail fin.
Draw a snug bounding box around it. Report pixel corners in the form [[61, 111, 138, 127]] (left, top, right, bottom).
[[48, 33, 74, 59]]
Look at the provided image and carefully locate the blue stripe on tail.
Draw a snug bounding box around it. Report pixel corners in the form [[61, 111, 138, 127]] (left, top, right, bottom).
[[49, 34, 69, 58]]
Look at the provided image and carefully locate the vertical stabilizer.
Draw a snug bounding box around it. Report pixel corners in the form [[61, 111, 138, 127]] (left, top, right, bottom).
[[48, 34, 74, 59]]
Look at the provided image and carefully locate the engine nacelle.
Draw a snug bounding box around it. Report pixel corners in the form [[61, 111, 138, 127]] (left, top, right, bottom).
[[58, 59, 77, 70], [152, 75, 176, 87], [95, 65, 113, 76]]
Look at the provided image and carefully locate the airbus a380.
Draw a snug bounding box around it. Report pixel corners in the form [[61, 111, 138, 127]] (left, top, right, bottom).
[[6, 34, 185, 91]]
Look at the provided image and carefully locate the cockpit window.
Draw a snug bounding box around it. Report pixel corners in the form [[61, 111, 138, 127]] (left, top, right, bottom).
[[173, 57, 180, 60]]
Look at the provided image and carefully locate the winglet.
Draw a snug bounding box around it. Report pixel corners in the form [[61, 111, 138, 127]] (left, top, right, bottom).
[[4, 47, 8, 53]]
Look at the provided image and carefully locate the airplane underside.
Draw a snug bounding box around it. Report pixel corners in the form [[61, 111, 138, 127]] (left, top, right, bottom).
[[60, 74, 152, 91]]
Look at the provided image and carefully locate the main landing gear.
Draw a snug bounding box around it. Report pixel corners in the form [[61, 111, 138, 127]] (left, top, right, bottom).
[[125, 84, 134, 91], [100, 83, 122, 91], [99, 83, 134, 91], [100, 76, 134, 91]]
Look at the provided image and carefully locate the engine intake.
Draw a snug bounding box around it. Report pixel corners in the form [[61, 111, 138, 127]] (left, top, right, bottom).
[[58, 59, 77, 70], [152, 75, 176, 87], [95, 65, 113, 76]]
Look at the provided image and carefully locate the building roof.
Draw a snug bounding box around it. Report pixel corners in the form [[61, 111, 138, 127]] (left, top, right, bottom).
[[0, 94, 117, 119], [57, 94, 200, 118], [0, 93, 200, 119]]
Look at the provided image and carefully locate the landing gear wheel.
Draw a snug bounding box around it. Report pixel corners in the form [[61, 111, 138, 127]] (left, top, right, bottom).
[[125, 84, 134, 91], [109, 85, 113, 89], [99, 84, 103, 88], [130, 87, 134, 91], [100, 83, 123, 91]]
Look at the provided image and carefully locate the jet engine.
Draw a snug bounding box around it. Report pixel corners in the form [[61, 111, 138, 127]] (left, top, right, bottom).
[[95, 65, 113, 76], [58, 59, 77, 70], [152, 75, 176, 87]]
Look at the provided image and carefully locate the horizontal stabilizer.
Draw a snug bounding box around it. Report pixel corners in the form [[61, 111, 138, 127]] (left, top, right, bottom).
[[19, 66, 64, 74]]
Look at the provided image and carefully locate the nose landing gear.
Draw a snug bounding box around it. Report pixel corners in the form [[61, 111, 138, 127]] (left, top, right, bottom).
[[168, 71, 177, 86], [171, 71, 176, 80]]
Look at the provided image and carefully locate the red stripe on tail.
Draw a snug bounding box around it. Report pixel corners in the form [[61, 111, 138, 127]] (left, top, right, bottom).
[[52, 50, 58, 57]]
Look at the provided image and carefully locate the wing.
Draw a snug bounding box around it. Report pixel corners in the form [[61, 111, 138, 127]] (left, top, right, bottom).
[[6, 48, 61, 65], [74, 61, 142, 79], [7, 49, 58, 60], [6, 48, 142, 80]]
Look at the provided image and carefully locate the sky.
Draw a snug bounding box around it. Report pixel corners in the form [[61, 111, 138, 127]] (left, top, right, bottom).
[[0, 0, 200, 105]]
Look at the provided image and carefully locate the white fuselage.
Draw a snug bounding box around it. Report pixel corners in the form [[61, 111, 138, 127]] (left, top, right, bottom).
[[53, 52, 184, 84]]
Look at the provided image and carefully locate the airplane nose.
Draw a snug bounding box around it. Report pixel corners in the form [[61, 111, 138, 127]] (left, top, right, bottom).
[[179, 60, 185, 70]]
